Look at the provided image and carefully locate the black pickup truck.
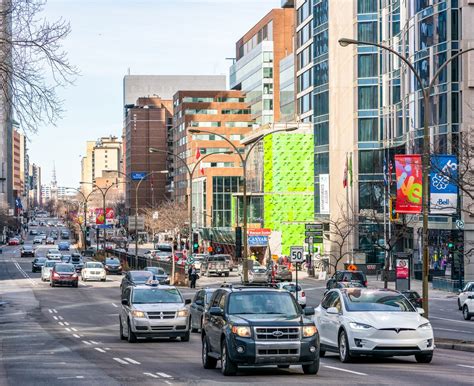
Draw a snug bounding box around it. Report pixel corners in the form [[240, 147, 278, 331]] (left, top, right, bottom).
[[201, 285, 319, 376]]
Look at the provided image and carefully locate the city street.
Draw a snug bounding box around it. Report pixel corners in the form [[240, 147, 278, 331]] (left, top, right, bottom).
[[0, 227, 473, 385]]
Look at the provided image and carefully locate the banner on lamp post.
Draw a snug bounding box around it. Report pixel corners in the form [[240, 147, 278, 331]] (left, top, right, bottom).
[[395, 155, 422, 214], [95, 208, 105, 225], [430, 155, 458, 214], [105, 208, 115, 225], [319, 174, 330, 214]]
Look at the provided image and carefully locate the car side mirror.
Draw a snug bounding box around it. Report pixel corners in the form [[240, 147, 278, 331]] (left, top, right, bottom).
[[327, 307, 339, 315], [121, 299, 128, 306], [304, 306, 315, 316], [209, 307, 224, 317], [195, 299, 204, 306], [417, 307, 425, 315], [457, 289, 462, 294], [185, 299, 191, 305], [468, 295, 474, 300]]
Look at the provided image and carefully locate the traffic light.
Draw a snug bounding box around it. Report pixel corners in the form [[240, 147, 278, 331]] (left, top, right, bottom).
[[192, 232, 199, 253], [389, 197, 399, 221], [235, 226, 242, 258]]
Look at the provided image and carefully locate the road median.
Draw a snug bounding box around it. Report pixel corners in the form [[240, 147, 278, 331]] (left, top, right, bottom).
[[436, 338, 474, 353]]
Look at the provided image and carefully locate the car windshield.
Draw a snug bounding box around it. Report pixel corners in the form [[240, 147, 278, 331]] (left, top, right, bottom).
[[130, 271, 153, 282], [282, 284, 302, 292], [71, 257, 81, 263], [146, 267, 166, 275], [23, 246, 33, 250], [343, 290, 415, 312], [48, 249, 58, 253], [342, 272, 364, 281], [132, 288, 183, 304], [106, 259, 119, 264], [252, 267, 266, 273], [35, 258, 47, 263], [209, 256, 225, 262], [55, 264, 75, 272], [86, 263, 103, 269], [156, 244, 172, 252], [228, 291, 299, 316], [45, 261, 56, 267]]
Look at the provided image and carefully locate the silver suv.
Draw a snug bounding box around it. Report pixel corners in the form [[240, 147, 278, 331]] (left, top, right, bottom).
[[119, 281, 191, 343]]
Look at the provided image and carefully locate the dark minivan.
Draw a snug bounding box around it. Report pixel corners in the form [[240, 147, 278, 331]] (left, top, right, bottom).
[[326, 270, 368, 290]]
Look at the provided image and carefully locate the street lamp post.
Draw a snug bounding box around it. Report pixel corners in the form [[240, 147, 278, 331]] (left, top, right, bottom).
[[339, 37, 474, 317], [148, 147, 233, 280], [188, 125, 298, 283]]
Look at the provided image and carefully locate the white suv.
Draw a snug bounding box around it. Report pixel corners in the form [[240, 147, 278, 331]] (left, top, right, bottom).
[[457, 282, 474, 310]]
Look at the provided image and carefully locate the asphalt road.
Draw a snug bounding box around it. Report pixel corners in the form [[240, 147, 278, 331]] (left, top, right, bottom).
[[0, 223, 473, 385]]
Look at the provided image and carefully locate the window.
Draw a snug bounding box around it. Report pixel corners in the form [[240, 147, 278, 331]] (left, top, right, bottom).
[[359, 149, 383, 173], [297, 0, 311, 24], [358, 86, 378, 110], [221, 109, 251, 115], [358, 118, 378, 142], [263, 68, 273, 79], [314, 60, 328, 86], [321, 292, 339, 309], [314, 91, 329, 116], [419, 16, 433, 49], [185, 109, 217, 115], [216, 97, 245, 103], [182, 97, 214, 103], [225, 122, 252, 128], [357, 0, 377, 14], [212, 176, 242, 227], [314, 0, 328, 27], [358, 21, 377, 43], [359, 182, 383, 211], [298, 93, 312, 114], [314, 30, 329, 57], [297, 22, 311, 47], [189, 121, 220, 127], [263, 99, 273, 111], [297, 45, 312, 70], [358, 54, 377, 78], [315, 122, 329, 146], [298, 69, 312, 92]]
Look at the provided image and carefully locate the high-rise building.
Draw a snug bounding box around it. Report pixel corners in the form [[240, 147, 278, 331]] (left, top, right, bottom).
[[28, 163, 41, 208], [230, 6, 295, 125], [171, 90, 252, 229], [12, 128, 26, 201]]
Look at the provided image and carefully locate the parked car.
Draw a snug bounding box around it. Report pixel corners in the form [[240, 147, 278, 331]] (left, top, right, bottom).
[[20, 245, 35, 258], [326, 270, 368, 290], [314, 288, 433, 363], [81, 261, 106, 282], [276, 282, 306, 308], [270, 264, 293, 282], [144, 250, 159, 259], [41, 260, 57, 281], [119, 282, 191, 343], [461, 294, 474, 320], [8, 237, 20, 246], [189, 288, 215, 332], [32, 257, 48, 273], [50, 263, 79, 287], [402, 290, 423, 309], [81, 247, 96, 257], [200, 255, 230, 277], [201, 286, 319, 376], [213, 254, 234, 271], [144, 266, 169, 284], [457, 281, 474, 310], [104, 257, 122, 275], [120, 270, 153, 295], [58, 241, 70, 251]]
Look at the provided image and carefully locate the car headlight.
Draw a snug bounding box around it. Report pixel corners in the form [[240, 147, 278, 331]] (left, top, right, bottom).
[[303, 325, 318, 337], [418, 322, 431, 330], [349, 322, 373, 330], [131, 310, 146, 318], [105, 265, 109, 269], [231, 326, 251, 337], [177, 309, 189, 318]]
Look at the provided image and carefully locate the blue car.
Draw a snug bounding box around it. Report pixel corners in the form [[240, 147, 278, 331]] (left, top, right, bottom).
[[58, 241, 70, 251]]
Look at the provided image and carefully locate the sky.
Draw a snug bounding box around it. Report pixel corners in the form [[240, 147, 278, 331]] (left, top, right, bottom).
[[28, 0, 281, 188]]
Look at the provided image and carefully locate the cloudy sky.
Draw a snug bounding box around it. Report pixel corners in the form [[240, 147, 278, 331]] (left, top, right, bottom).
[[28, 0, 281, 187]]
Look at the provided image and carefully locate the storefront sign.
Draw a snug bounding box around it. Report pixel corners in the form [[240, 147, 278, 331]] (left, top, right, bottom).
[[395, 155, 422, 214], [248, 228, 271, 236], [319, 174, 330, 214], [430, 155, 458, 214], [248, 235, 268, 246]]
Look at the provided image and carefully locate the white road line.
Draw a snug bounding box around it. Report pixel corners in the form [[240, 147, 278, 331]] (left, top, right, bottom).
[[48, 309, 53, 313], [323, 365, 367, 376], [72, 334, 81, 339], [90, 340, 99, 345], [65, 328, 71, 332], [53, 309, 58, 314], [58, 316, 64, 320], [82, 340, 92, 345], [434, 327, 472, 334], [156, 372, 173, 378], [144, 373, 159, 378], [71, 327, 78, 332], [53, 316, 58, 320], [113, 358, 129, 365], [105, 348, 111, 351], [94, 348, 106, 353], [58, 322, 64, 326], [164, 381, 172, 386], [111, 303, 118, 308], [64, 322, 70, 326], [430, 316, 474, 325], [123, 358, 141, 365], [457, 364, 474, 369]]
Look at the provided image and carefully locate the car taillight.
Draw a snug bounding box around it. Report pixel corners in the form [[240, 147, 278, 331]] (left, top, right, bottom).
[[301, 291, 306, 298], [364, 281, 368, 287]]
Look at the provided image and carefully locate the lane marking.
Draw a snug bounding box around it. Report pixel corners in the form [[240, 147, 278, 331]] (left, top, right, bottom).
[[323, 365, 367, 376], [434, 327, 472, 334], [105, 348, 111, 351], [48, 309, 53, 313], [123, 357, 141, 365], [58, 322, 64, 326], [53, 309, 58, 314], [144, 373, 159, 378], [457, 364, 474, 369], [72, 334, 81, 339], [90, 340, 99, 345], [164, 381, 172, 385], [65, 328, 71, 332], [156, 372, 173, 378], [113, 358, 129, 365], [112, 303, 118, 308], [53, 316, 58, 320], [82, 340, 92, 345], [58, 316, 64, 320], [431, 316, 474, 325], [71, 327, 78, 332], [64, 322, 70, 326], [94, 348, 106, 353]]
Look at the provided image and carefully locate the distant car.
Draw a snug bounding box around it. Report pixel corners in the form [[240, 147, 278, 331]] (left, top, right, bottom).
[[58, 241, 70, 251], [276, 282, 306, 308], [144, 250, 159, 259], [104, 257, 122, 275], [32, 257, 48, 273], [61, 254, 71, 263], [81, 261, 106, 282], [29, 229, 39, 236], [39, 233, 47, 241], [458, 282, 474, 310], [192, 254, 207, 271], [46, 252, 62, 262], [200, 255, 230, 277], [81, 247, 96, 257], [45, 237, 55, 245], [29, 221, 38, 227], [144, 266, 169, 284], [8, 238, 20, 246], [189, 288, 215, 332], [70, 253, 84, 272], [326, 270, 368, 290], [270, 264, 292, 282], [51, 233, 58, 240], [41, 260, 57, 281], [21, 245, 35, 258], [402, 290, 423, 309], [154, 251, 172, 261], [213, 254, 234, 272], [120, 270, 153, 295], [60, 231, 70, 240], [33, 237, 43, 244], [247, 265, 268, 284], [50, 263, 79, 287]]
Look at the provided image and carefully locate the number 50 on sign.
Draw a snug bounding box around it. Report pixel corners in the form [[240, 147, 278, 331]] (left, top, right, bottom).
[[290, 246, 304, 263]]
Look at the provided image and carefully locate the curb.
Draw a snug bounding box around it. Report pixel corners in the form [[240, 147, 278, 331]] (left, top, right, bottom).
[[436, 339, 474, 353]]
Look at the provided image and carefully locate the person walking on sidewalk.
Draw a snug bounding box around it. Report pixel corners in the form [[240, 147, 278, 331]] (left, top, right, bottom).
[[188, 264, 198, 288]]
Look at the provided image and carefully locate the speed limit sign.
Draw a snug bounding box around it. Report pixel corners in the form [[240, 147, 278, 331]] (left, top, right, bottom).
[[290, 246, 304, 263]]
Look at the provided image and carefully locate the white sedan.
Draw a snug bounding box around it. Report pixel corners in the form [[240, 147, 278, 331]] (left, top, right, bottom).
[[276, 282, 306, 308], [46, 252, 62, 261], [41, 260, 56, 281], [314, 288, 434, 363], [81, 262, 106, 282]]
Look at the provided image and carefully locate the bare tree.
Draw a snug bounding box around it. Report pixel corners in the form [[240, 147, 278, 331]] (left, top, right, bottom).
[[0, 0, 77, 132], [144, 200, 188, 239]]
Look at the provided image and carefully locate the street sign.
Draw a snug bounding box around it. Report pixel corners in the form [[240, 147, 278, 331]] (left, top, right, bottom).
[[290, 246, 304, 263], [128, 216, 145, 231], [305, 230, 323, 237], [305, 237, 323, 243], [305, 223, 323, 230], [131, 172, 147, 181], [97, 224, 112, 229], [456, 219, 464, 230]]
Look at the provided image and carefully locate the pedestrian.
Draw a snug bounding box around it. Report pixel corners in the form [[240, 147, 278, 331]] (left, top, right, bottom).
[[188, 264, 198, 288]]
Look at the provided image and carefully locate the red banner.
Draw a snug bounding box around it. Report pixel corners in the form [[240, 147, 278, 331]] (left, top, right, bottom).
[[395, 155, 422, 214], [95, 208, 105, 225]]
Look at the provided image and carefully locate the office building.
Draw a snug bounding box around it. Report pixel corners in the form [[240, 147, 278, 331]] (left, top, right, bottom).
[[12, 128, 26, 202]]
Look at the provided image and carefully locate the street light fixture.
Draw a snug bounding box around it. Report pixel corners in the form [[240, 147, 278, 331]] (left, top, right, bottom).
[[188, 124, 298, 283], [339, 37, 474, 317]]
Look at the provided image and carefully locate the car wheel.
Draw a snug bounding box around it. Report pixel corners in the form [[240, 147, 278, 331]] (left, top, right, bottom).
[[101, 278, 106, 282], [415, 353, 433, 363], [190, 317, 198, 333], [127, 320, 137, 343], [458, 298, 462, 311], [302, 356, 320, 375], [463, 305, 472, 320], [119, 317, 126, 340], [51, 281, 55, 287], [221, 339, 237, 376], [338, 330, 352, 363], [181, 330, 190, 342], [320, 349, 326, 358], [202, 336, 217, 369]]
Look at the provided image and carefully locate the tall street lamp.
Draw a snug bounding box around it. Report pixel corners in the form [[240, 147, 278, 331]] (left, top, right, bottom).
[[188, 125, 298, 283], [339, 37, 474, 317], [148, 148, 233, 261]]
